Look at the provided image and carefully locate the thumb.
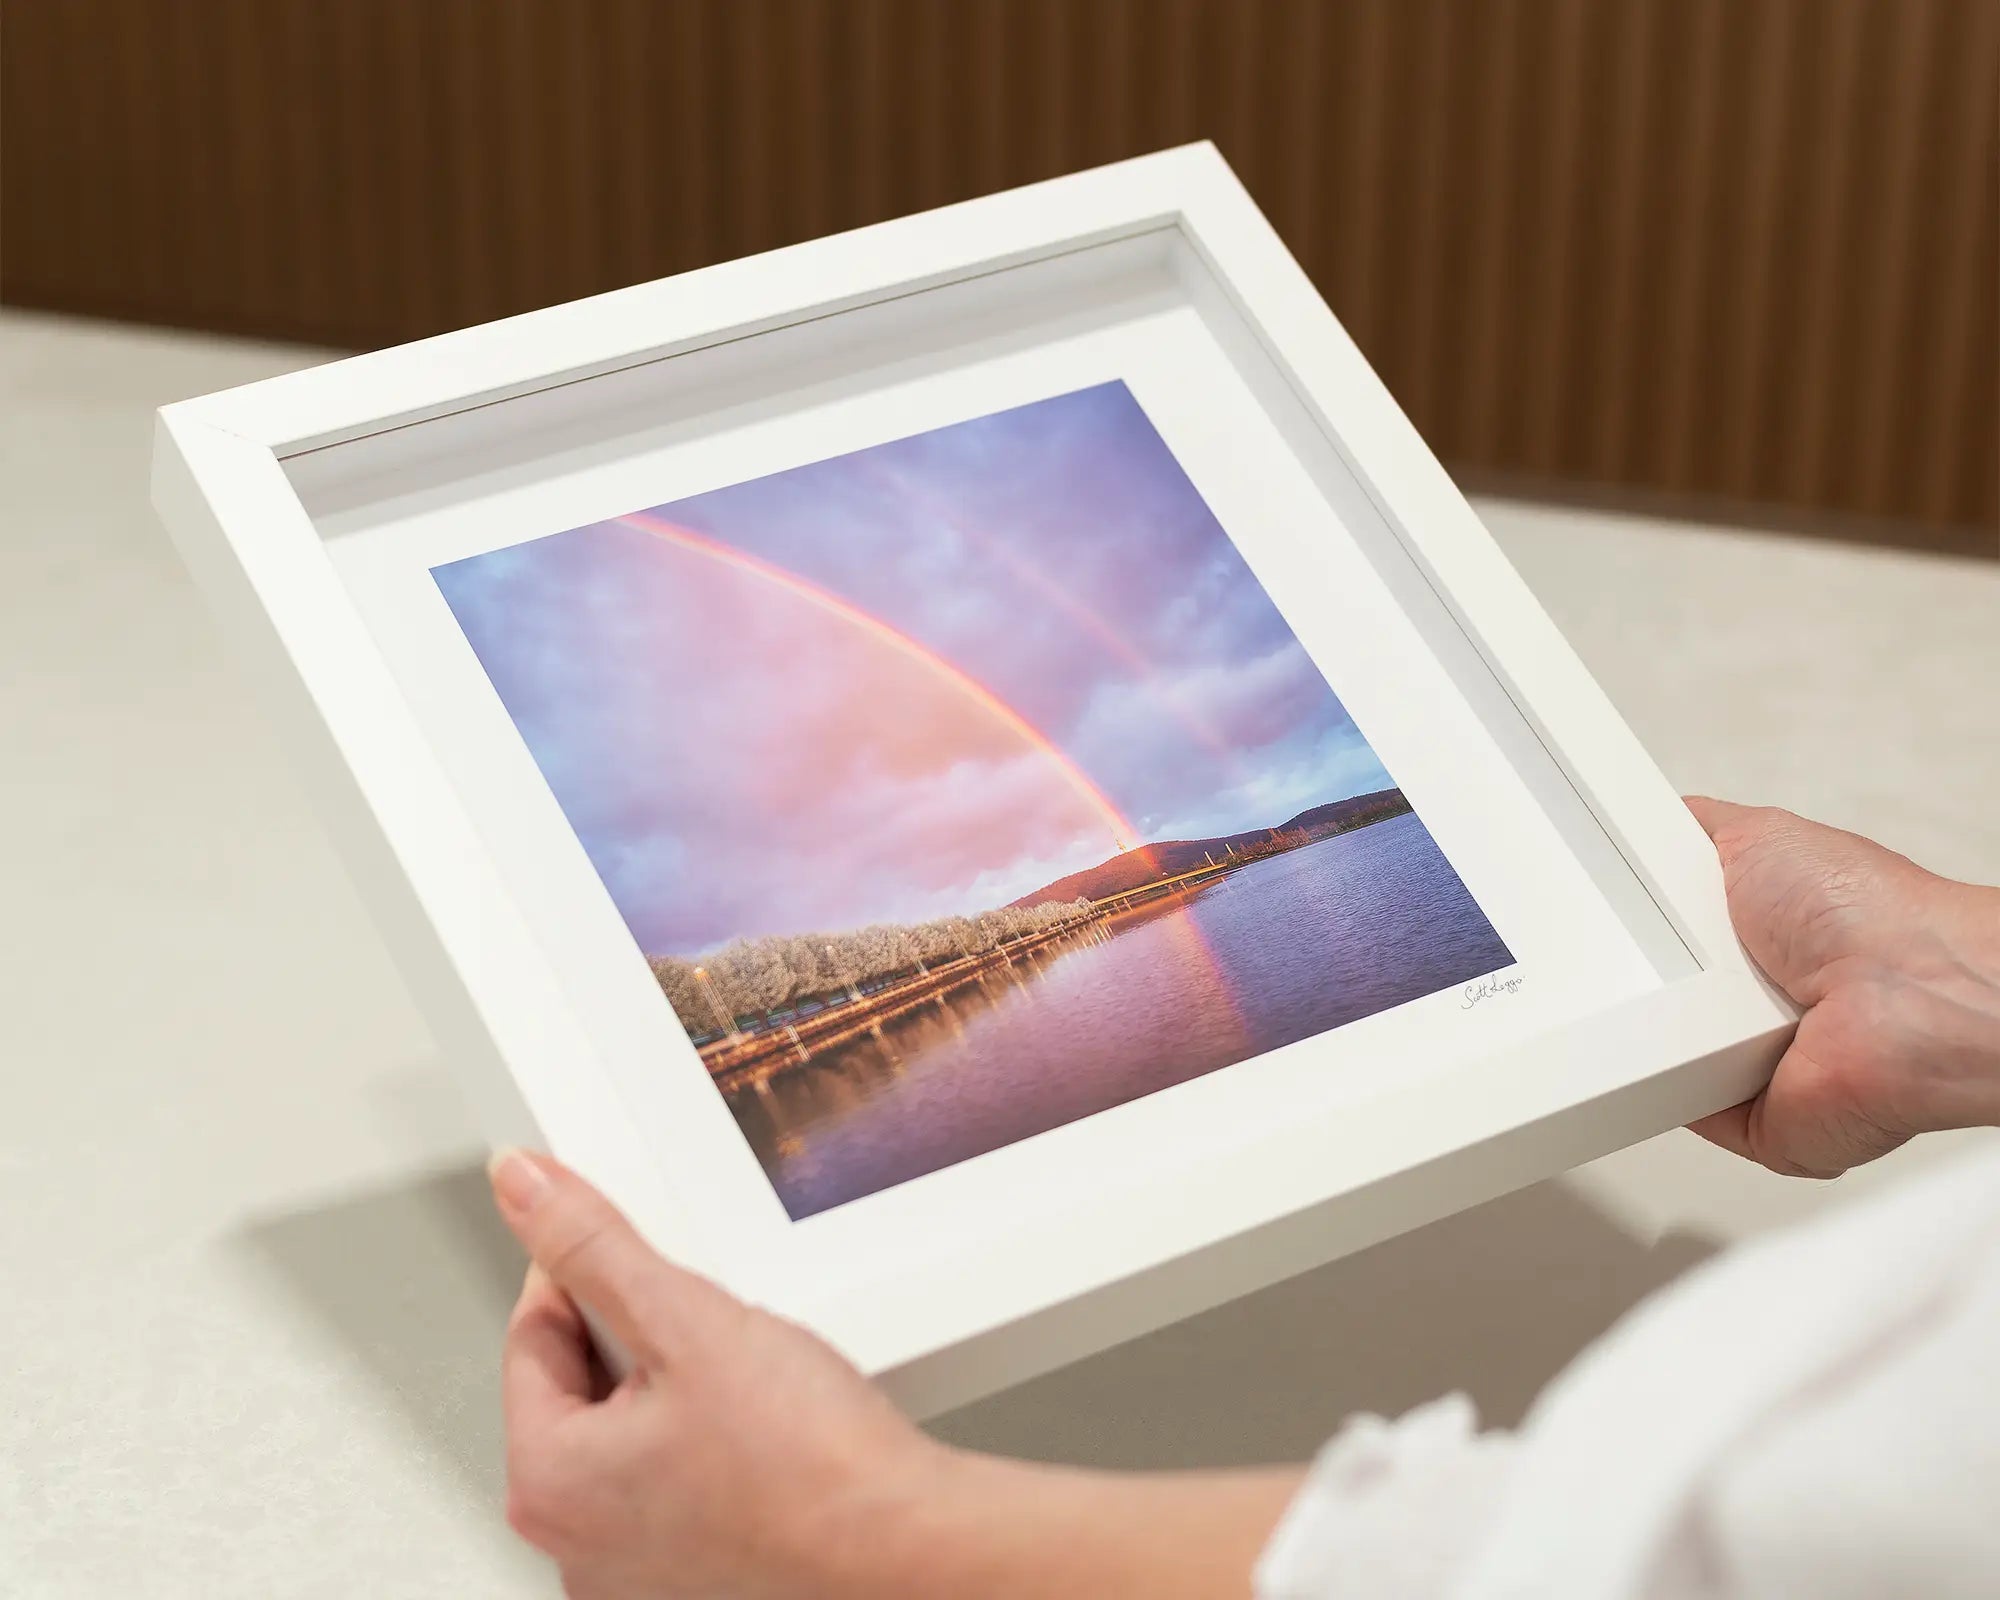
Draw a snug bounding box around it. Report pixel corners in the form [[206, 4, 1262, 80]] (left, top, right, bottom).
[[487, 1147, 725, 1365], [1683, 793, 1755, 844]]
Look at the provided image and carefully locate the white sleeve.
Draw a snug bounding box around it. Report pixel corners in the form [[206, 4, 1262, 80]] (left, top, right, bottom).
[[1452, 1150, 2000, 1600], [1255, 1148, 2000, 1600], [1684, 1219, 2000, 1600], [1254, 1393, 1518, 1600]]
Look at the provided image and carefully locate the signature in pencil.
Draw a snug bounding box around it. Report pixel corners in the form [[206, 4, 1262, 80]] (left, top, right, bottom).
[[1461, 972, 1525, 1010]]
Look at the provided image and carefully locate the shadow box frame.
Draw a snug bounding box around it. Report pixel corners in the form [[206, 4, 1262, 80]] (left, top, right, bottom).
[[151, 144, 1796, 1416]]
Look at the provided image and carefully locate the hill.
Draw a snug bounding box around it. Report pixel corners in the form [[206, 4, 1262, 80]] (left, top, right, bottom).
[[1010, 787, 1413, 907]]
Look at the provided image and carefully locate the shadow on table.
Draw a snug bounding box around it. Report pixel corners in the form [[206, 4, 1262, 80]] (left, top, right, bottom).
[[234, 1158, 1714, 1490], [930, 1177, 1717, 1468], [233, 1158, 524, 1499]]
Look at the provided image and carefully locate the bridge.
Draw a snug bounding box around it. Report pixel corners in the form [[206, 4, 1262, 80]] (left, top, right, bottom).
[[697, 853, 1249, 1085], [1083, 852, 1244, 914]]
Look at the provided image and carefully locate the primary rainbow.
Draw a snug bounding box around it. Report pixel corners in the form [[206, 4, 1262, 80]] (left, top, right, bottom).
[[612, 510, 1139, 856]]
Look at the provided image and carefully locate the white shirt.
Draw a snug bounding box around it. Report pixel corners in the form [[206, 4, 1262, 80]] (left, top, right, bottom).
[[1256, 1148, 2000, 1599]]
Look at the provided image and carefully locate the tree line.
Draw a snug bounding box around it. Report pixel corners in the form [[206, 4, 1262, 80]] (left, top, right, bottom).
[[651, 898, 1095, 1040], [1228, 791, 1414, 867]]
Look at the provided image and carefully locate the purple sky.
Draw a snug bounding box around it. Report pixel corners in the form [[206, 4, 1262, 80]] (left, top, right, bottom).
[[434, 381, 1394, 956]]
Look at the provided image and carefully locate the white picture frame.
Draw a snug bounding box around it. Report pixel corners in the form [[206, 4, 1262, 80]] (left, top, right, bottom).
[[151, 144, 1795, 1416]]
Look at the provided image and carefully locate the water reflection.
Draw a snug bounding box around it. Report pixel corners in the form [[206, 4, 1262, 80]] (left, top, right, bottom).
[[726, 813, 1511, 1218]]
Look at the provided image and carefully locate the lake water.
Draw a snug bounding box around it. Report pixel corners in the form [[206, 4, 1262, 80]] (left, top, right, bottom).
[[725, 810, 1514, 1218]]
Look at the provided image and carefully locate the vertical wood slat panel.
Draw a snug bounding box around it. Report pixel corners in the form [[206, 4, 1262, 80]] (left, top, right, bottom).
[[1518, 0, 1589, 477], [1927, 4, 2000, 526], [1582, 0, 1661, 489], [1714, 0, 1797, 504], [1780, 1, 1874, 510], [2, 1, 1992, 547]]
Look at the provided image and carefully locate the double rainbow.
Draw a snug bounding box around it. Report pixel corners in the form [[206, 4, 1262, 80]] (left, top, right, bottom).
[[614, 509, 1140, 857]]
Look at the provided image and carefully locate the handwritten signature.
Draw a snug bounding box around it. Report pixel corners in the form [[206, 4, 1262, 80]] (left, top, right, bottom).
[[1461, 972, 1525, 1010]]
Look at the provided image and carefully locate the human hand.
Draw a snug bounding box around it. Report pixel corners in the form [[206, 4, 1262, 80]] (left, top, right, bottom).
[[488, 1147, 939, 1599], [489, 1150, 1300, 1598], [1685, 797, 2000, 1177]]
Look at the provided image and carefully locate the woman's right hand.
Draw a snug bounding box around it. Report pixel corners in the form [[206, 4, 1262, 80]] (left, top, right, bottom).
[[1685, 797, 2000, 1177]]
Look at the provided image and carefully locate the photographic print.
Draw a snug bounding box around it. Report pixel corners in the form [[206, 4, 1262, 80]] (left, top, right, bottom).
[[434, 382, 1513, 1218]]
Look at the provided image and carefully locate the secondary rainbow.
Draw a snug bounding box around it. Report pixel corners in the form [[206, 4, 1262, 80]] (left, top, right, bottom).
[[854, 458, 1246, 774]]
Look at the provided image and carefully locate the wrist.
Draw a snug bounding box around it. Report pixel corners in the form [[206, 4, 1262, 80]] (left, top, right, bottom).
[[822, 1443, 1080, 1599], [804, 1442, 1019, 1599], [795, 1432, 973, 1600], [810, 1439, 1303, 1600]]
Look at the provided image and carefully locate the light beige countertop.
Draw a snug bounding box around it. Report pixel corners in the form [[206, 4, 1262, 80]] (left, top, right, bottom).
[[3, 308, 1995, 1597]]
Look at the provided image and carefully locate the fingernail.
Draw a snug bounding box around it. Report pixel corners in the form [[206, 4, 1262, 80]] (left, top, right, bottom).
[[488, 1147, 553, 1217]]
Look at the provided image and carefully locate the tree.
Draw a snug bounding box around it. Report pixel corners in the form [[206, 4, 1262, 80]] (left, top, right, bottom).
[[880, 924, 927, 976], [821, 935, 862, 1002], [911, 919, 958, 967], [735, 937, 797, 1016], [649, 956, 710, 1039], [973, 908, 1014, 949], [777, 934, 830, 1000], [694, 937, 792, 1023], [854, 924, 900, 977], [651, 893, 1106, 1042]]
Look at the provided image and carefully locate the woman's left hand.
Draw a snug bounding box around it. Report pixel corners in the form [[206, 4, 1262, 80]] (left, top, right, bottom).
[[488, 1147, 939, 1599]]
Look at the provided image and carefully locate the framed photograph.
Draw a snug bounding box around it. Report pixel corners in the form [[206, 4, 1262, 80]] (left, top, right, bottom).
[[152, 145, 1794, 1414]]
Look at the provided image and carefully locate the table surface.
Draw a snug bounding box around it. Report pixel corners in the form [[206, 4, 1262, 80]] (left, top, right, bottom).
[[4, 307, 1996, 1598]]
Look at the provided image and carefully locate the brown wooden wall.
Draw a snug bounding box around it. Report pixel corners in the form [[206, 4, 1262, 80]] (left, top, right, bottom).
[[5, 0, 1995, 552]]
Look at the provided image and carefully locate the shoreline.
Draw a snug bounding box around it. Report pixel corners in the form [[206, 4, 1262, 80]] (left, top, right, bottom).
[[696, 807, 1415, 1086]]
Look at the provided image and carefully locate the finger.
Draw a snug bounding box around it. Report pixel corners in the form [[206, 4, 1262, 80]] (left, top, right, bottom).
[[488, 1147, 740, 1362], [490, 1148, 665, 1359], [1744, 1042, 1907, 1178], [503, 1266, 593, 1437], [1687, 1100, 1755, 1160], [1689, 1095, 1838, 1179], [1682, 794, 1752, 841], [1692, 1043, 1900, 1179]]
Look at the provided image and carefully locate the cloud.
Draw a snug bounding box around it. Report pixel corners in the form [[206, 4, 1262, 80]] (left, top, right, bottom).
[[435, 381, 1395, 955]]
